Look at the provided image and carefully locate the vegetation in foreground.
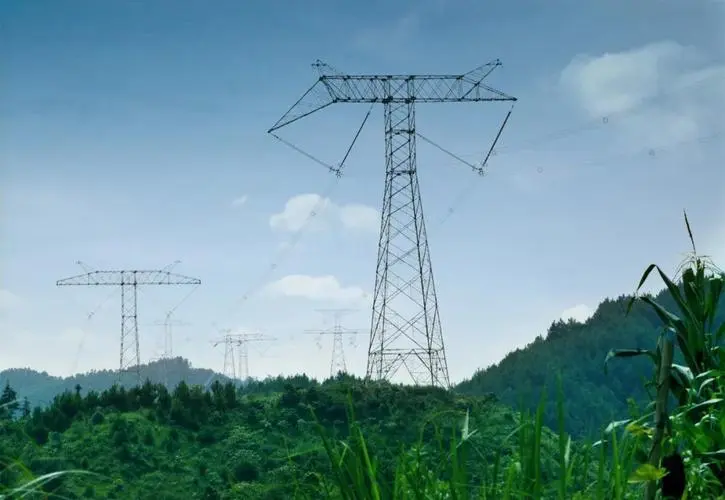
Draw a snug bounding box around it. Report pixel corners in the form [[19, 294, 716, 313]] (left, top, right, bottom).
[[1, 217, 724, 498]]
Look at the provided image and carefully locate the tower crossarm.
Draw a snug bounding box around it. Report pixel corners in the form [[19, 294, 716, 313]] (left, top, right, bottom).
[[303, 329, 362, 335], [268, 60, 516, 133], [56, 270, 202, 287]]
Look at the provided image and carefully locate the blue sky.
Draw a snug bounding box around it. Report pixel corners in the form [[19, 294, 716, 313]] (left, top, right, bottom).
[[1, 0, 724, 385]]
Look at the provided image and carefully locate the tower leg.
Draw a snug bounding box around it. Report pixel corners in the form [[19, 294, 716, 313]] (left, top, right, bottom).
[[120, 273, 141, 385], [366, 83, 450, 388], [239, 340, 249, 381], [330, 327, 347, 377], [223, 338, 235, 379]]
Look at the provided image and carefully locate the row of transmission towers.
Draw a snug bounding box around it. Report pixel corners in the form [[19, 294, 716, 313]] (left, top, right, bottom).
[[56, 59, 515, 390], [56, 262, 360, 384]]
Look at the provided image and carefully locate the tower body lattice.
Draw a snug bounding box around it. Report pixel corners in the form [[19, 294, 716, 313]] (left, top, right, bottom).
[[367, 95, 448, 385], [269, 61, 516, 388], [57, 269, 201, 383], [304, 308, 361, 377]]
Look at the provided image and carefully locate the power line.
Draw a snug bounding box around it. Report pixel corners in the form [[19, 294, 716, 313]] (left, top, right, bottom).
[[457, 64, 725, 159], [433, 129, 722, 227], [210, 174, 341, 326]]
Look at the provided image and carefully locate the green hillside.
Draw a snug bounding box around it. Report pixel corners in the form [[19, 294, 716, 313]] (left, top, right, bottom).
[[456, 289, 725, 438]]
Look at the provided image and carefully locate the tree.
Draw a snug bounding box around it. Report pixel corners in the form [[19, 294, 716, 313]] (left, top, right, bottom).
[[21, 397, 31, 418], [0, 381, 19, 419]]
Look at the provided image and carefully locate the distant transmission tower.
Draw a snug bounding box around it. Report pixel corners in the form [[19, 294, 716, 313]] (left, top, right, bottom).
[[153, 311, 192, 360], [304, 308, 362, 377], [151, 312, 191, 388], [211, 331, 275, 381], [57, 264, 201, 384], [269, 60, 516, 388]]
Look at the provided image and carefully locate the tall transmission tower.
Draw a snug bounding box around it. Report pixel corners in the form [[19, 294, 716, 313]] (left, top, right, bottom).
[[211, 331, 275, 381], [57, 266, 201, 383], [304, 308, 362, 377], [269, 60, 516, 388]]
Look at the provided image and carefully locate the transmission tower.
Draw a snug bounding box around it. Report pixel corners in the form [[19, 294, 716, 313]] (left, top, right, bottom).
[[57, 265, 201, 384], [153, 312, 192, 360], [151, 312, 191, 388], [211, 331, 275, 381], [304, 308, 362, 377], [269, 60, 516, 388]]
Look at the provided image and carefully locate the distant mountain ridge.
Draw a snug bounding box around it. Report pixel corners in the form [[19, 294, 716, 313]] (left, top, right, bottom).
[[0, 357, 228, 409]]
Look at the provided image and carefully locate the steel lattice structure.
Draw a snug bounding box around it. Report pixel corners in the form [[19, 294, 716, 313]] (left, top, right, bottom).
[[151, 314, 191, 388], [57, 269, 201, 382], [211, 331, 274, 381], [304, 308, 362, 377], [269, 60, 516, 388]]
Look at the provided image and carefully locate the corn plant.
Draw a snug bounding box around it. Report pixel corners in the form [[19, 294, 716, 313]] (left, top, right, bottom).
[[604, 211, 725, 498]]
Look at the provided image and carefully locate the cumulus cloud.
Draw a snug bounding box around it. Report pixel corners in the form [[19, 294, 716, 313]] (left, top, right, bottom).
[[269, 194, 379, 233], [264, 274, 368, 303], [338, 204, 380, 232], [560, 41, 725, 150], [230, 195, 248, 208], [560, 304, 594, 323], [0, 289, 22, 309]]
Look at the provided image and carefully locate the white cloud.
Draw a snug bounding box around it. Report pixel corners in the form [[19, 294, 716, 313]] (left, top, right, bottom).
[[338, 204, 379, 232], [560, 304, 594, 323], [560, 41, 725, 150], [269, 194, 379, 233], [231, 195, 248, 208], [270, 194, 332, 232], [0, 289, 22, 309], [264, 274, 367, 303]]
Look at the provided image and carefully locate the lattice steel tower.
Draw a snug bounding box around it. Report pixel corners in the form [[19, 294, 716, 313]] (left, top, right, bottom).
[[211, 331, 275, 381], [269, 61, 516, 388], [57, 266, 201, 383], [304, 308, 362, 377]]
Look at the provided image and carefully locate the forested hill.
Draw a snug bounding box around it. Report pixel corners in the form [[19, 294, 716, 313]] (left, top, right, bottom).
[[455, 287, 725, 438], [0, 358, 227, 410]]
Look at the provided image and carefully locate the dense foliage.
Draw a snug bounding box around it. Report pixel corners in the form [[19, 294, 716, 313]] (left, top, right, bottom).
[[0, 376, 554, 498]]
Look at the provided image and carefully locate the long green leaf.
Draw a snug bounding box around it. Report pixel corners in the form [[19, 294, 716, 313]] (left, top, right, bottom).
[[604, 349, 656, 375], [655, 265, 697, 325]]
